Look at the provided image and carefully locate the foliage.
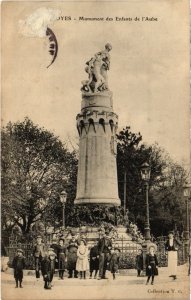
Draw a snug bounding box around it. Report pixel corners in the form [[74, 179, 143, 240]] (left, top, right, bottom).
[[118, 252, 137, 269], [1, 118, 77, 236], [116, 126, 189, 237], [128, 223, 144, 242], [64, 205, 128, 228], [2, 118, 189, 239], [117, 127, 167, 224]]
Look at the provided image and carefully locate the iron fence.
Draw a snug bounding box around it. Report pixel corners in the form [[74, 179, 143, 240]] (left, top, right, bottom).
[[4, 235, 187, 270], [117, 235, 187, 269]]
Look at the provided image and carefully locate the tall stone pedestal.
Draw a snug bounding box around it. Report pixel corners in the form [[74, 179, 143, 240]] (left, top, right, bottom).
[[75, 90, 120, 206]]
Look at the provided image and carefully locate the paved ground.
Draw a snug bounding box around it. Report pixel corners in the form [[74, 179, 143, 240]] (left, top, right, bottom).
[[1, 264, 190, 300]]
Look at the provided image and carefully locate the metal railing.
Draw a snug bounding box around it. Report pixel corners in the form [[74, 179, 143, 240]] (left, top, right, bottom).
[[4, 235, 187, 270]]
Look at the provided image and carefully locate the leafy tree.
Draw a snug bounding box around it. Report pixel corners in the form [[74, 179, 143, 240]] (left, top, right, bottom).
[[117, 127, 166, 218], [149, 162, 188, 236], [116, 126, 188, 236], [1, 118, 77, 236]]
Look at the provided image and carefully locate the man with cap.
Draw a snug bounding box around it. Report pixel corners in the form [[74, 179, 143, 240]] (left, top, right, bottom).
[[97, 229, 112, 280], [41, 248, 56, 290], [67, 232, 79, 278], [33, 235, 45, 279], [12, 249, 26, 288]]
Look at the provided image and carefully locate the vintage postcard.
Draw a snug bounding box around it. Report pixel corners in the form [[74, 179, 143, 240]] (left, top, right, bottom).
[[1, 1, 190, 300]]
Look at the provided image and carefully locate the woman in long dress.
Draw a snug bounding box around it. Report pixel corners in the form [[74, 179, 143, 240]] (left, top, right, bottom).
[[165, 232, 181, 280], [76, 240, 89, 279]]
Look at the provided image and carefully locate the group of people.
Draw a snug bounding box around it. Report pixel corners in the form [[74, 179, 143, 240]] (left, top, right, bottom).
[[12, 229, 121, 290], [135, 232, 182, 285], [12, 231, 183, 289]]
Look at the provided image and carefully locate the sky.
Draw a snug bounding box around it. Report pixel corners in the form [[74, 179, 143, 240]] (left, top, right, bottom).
[[2, 0, 190, 166]]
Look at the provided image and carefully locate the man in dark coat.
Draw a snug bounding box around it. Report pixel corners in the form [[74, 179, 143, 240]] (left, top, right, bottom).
[[89, 242, 99, 279], [97, 230, 112, 280], [41, 248, 56, 290], [67, 233, 78, 278], [12, 249, 26, 288], [33, 235, 45, 279]]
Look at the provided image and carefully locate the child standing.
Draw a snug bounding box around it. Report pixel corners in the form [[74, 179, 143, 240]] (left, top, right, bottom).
[[12, 249, 26, 288], [41, 248, 56, 289], [89, 242, 99, 279], [57, 238, 67, 280], [109, 247, 120, 280], [145, 246, 158, 285], [76, 240, 89, 279], [135, 249, 143, 277]]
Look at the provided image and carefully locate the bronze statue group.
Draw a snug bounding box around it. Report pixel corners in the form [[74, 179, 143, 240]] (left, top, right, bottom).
[[12, 231, 182, 290]]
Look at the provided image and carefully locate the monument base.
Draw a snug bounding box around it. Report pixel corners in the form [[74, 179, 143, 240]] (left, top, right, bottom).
[[74, 198, 121, 206], [62, 226, 138, 249]]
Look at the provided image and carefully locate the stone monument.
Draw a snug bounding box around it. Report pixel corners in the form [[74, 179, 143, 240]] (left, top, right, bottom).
[[75, 43, 120, 206]]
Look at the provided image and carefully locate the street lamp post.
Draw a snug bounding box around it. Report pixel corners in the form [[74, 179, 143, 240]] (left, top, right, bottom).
[[140, 162, 156, 273], [60, 191, 67, 229], [140, 162, 151, 241], [183, 182, 191, 259]]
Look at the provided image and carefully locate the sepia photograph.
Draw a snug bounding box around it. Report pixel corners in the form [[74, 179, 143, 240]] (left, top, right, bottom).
[[1, 1, 190, 299]]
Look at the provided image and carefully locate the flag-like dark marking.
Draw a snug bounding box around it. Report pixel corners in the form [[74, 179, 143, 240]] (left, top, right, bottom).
[[46, 27, 58, 68]]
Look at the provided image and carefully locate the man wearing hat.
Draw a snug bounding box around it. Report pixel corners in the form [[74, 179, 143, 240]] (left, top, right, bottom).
[[41, 248, 56, 289], [67, 232, 79, 278], [12, 249, 26, 288], [33, 235, 45, 279], [97, 229, 112, 280]]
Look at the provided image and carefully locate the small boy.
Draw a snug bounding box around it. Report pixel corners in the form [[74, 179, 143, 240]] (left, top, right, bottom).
[[135, 249, 143, 277], [109, 247, 120, 280], [12, 249, 26, 288], [41, 248, 56, 290], [89, 242, 99, 279]]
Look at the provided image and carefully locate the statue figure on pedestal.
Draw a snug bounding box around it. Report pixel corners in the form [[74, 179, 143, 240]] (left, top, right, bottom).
[[81, 43, 112, 93]]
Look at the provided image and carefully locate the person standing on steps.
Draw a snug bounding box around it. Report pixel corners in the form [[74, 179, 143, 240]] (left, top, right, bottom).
[[97, 229, 112, 280], [145, 246, 158, 285], [12, 249, 26, 288], [76, 239, 89, 279]]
